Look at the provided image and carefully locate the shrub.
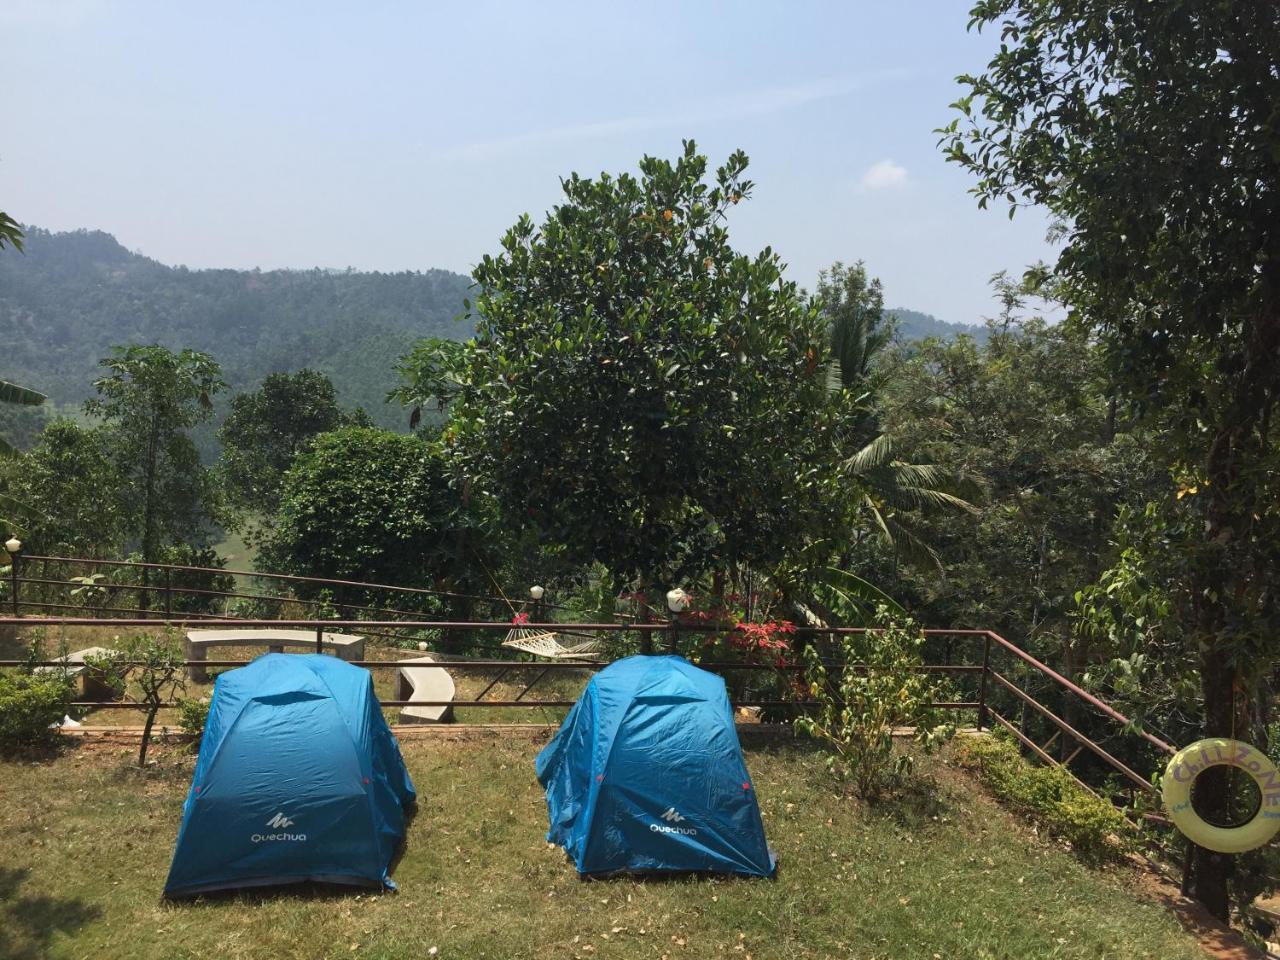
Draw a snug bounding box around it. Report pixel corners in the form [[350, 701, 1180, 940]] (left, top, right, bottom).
[[955, 734, 1129, 863], [176, 696, 210, 742], [0, 672, 71, 753], [795, 606, 955, 798], [89, 631, 187, 766]]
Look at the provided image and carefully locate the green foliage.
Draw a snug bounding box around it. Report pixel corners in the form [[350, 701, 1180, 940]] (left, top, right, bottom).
[[89, 631, 186, 766], [817, 260, 892, 396], [85, 345, 225, 567], [1, 420, 125, 555], [0, 377, 47, 459], [260, 427, 479, 594], [176, 696, 210, 742], [0, 227, 472, 431], [943, 5, 1280, 913], [795, 606, 955, 798], [389, 337, 467, 431], [877, 288, 1161, 673], [451, 142, 841, 590], [1073, 503, 1199, 743], [0, 672, 70, 753], [955, 735, 1129, 864], [218, 369, 352, 520], [0, 211, 22, 252]]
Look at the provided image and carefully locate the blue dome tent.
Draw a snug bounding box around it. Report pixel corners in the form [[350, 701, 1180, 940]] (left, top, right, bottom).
[[164, 654, 416, 898], [536, 654, 776, 877]]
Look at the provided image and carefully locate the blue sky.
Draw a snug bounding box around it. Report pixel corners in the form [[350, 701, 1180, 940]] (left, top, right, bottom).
[[1, 1, 1055, 323]]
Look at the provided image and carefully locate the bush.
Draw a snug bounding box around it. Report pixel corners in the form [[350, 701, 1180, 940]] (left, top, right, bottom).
[[176, 696, 210, 742], [0, 672, 71, 753], [795, 606, 955, 798], [955, 734, 1129, 863]]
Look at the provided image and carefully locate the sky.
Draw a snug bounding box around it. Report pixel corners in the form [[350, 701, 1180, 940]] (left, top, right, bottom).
[[1, 0, 1057, 324]]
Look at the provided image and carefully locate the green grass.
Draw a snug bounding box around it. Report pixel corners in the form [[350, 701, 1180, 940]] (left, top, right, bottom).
[[0, 737, 1209, 960]]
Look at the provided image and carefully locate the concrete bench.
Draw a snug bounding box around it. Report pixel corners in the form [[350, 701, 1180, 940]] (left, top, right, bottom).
[[395, 655, 455, 723], [34, 646, 119, 701], [184, 629, 365, 683]]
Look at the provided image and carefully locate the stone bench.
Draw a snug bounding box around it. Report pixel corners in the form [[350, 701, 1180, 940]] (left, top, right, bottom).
[[395, 655, 455, 723], [34, 646, 118, 702], [184, 629, 365, 683]]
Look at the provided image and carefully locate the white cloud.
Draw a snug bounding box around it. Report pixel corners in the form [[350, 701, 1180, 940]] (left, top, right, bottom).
[[858, 159, 908, 192]]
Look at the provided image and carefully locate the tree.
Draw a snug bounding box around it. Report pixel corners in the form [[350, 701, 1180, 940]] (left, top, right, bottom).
[[85, 346, 225, 603], [816, 261, 893, 396], [0, 379, 48, 534], [3, 420, 124, 556], [0, 380, 46, 456], [218, 369, 353, 519], [389, 337, 467, 430], [816, 261, 975, 575], [942, 1, 1280, 917], [450, 142, 841, 601], [260, 427, 479, 597], [91, 632, 186, 767]]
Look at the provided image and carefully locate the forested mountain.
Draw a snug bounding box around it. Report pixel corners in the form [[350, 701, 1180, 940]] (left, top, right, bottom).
[[0, 227, 474, 431], [0, 228, 984, 447], [889, 307, 988, 344]]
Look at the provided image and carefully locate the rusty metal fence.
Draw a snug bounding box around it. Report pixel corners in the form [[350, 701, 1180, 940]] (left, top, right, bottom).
[[0, 610, 1175, 794]]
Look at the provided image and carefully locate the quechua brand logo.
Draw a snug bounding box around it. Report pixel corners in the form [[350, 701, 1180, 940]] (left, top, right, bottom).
[[252, 811, 306, 843], [650, 807, 696, 835]]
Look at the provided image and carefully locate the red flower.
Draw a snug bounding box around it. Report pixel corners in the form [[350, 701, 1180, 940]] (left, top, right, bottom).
[[512, 612, 530, 625]]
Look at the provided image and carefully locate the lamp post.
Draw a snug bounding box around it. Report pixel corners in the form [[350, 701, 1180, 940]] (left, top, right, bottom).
[[5, 536, 21, 618], [665, 588, 689, 654], [4, 537, 21, 619], [530, 585, 545, 623]]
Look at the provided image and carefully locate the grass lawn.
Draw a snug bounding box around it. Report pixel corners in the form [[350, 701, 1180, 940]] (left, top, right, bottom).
[[0, 735, 1212, 960]]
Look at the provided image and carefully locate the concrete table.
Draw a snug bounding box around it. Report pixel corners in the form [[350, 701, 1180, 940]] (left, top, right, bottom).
[[183, 629, 365, 682]]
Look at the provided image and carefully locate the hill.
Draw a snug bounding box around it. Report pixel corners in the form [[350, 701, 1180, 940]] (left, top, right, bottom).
[[0, 227, 474, 431], [1, 228, 986, 446], [889, 306, 989, 343]]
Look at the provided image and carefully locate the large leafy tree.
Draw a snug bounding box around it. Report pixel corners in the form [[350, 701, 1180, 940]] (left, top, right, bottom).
[[942, 1, 1280, 917], [450, 143, 841, 600], [260, 426, 480, 596], [85, 346, 225, 590], [2, 421, 125, 556], [218, 369, 360, 520]]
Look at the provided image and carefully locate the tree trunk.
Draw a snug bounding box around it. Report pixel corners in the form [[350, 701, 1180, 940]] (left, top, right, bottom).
[[138, 705, 158, 767], [1188, 646, 1242, 921]]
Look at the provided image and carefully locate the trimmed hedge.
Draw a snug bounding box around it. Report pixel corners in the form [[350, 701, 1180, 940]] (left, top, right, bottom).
[[955, 734, 1130, 863]]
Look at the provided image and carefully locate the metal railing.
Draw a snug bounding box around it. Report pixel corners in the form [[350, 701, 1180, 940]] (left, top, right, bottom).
[[0, 611, 1175, 787], [2, 553, 603, 625]]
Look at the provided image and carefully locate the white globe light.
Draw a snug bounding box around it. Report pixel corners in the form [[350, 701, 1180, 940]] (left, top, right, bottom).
[[666, 588, 689, 613], [529, 585, 545, 600], [417, 641, 428, 652], [4, 536, 20, 555]]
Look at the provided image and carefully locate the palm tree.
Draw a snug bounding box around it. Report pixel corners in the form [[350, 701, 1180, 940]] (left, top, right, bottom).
[[842, 433, 979, 572], [816, 262, 978, 570]]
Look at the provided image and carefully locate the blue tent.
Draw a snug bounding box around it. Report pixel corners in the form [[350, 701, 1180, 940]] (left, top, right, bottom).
[[536, 654, 776, 877], [164, 654, 416, 898]]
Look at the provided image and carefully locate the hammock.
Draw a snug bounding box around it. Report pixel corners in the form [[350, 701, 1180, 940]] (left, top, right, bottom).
[[502, 627, 603, 660]]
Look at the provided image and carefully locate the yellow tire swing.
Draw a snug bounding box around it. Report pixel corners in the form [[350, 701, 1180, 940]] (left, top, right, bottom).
[[1162, 738, 1280, 853]]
